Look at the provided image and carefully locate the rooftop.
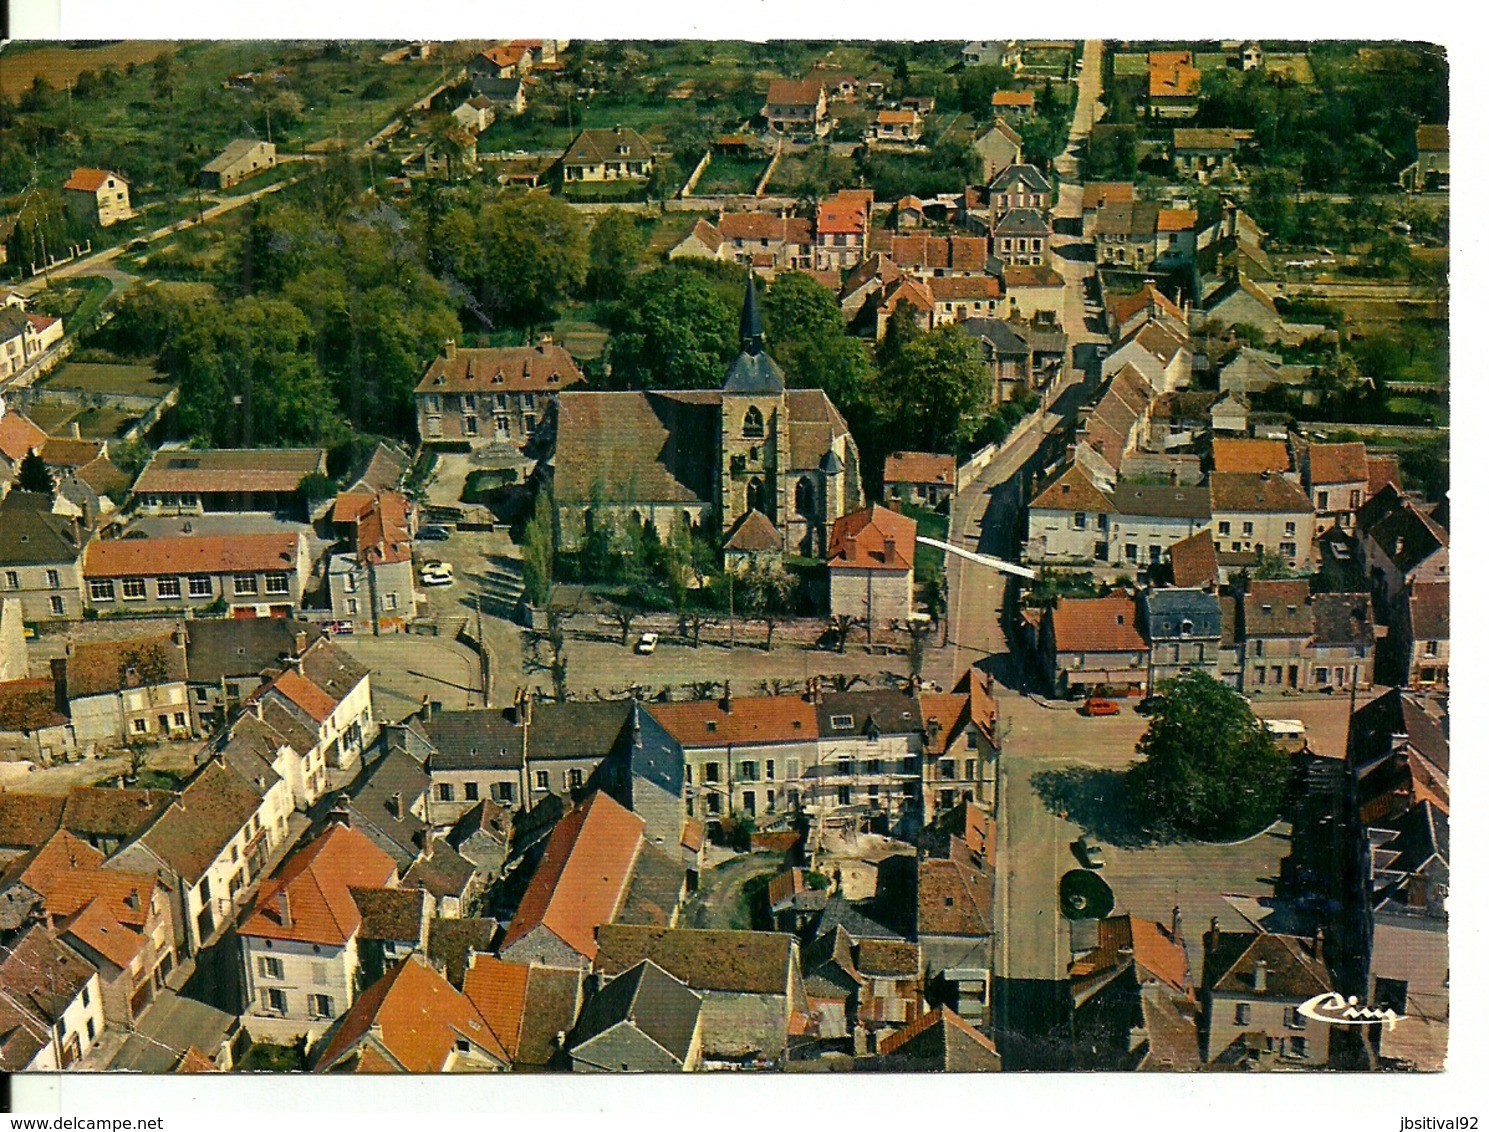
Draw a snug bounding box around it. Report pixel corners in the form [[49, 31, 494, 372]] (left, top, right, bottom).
[[133, 448, 324, 496]]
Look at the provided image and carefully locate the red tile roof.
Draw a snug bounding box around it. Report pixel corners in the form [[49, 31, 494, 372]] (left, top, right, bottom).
[[645, 694, 821, 749], [1209, 472, 1313, 515], [500, 791, 644, 962], [992, 90, 1035, 108], [1149, 53, 1201, 99], [827, 504, 917, 572], [414, 344, 584, 396], [84, 533, 300, 578], [928, 276, 1002, 302], [1047, 593, 1147, 654], [0, 410, 46, 465], [267, 668, 339, 724], [1212, 438, 1290, 475], [133, 448, 324, 495], [1082, 182, 1135, 211], [1168, 530, 1219, 589], [1030, 464, 1112, 513], [65, 633, 187, 700], [766, 79, 826, 107], [241, 824, 398, 946], [883, 451, 955, 488], [1307, 441, 1369, 486], [463, 955, 528, 1062], [1157, 208, 1197, 232], [63, 168, 120, 193], [1366, 455, 1401, 499], [317, 953, 508, 1072]]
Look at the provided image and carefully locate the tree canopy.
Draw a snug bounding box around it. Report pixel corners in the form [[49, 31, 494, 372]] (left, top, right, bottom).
[[1125, 672, 1290, 841], [605, 264, 743, 389], [871, 322, 991, 454]]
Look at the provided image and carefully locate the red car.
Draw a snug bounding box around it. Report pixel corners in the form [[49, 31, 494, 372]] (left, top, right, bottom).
[[1081, 698, 1120, 717]]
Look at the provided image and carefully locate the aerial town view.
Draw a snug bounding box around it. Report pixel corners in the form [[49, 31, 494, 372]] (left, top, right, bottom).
[[0, 36, 1449, 1081]]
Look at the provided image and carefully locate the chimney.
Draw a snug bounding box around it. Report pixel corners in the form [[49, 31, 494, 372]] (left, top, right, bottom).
[[391, 791, 406, 821], [721, 681, 733, 714], [420, 694, 432, 723], [70, 421, 81, 440], [294, 630, 308, 656], [1171, 905, 1182, 940], [1205, 916, 1220, 957], [1253, 958, 1267, 994], [442, 338, 458, 361], [1394, 536, 1405, 557], [276, 890, 292, 925], [883, 535, 897, 565], [124, 889, 140, 911], [1313, 928, 1326, 959]]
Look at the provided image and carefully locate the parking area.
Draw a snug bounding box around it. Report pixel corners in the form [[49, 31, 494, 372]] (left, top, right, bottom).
[[336, 635, 484, 720]]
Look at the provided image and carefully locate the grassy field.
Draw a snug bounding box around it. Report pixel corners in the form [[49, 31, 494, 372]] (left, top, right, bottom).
[[901, 503, 949, 581], [694, 152, 768, 195], [0, 41, 176, 97], [42, 361, 172, 397]]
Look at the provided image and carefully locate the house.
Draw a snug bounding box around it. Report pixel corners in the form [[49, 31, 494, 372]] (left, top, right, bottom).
[[827, 504, 916, 627], [883, 452, 955, 510], [763, 79, 829, 136], [1348, 687, 1448, 827], [1141, 588, 1222, 683], [867, 109, 923, 145], [181, 618, 320, 734], [0, 924, 105, 1070], [1077, 365, 1156, 484], [991, 89, 1034, 118], [928, 276, 1004, 326], [1090, 200, 1162, 268], [972, 118, 1023, 182], [1212, 437, 1290, 477], [1147, 52, 1202, 118], [0, 490, 85, 622], [1024, 464, 1115, 566], [1002, 264, 1066, 321], [314, 953, 509, 1072], [1105, 482, 1212, 573], [1068, 912, 1196, 1069], [0, 402, 49, 479], [1302, 441, 1369, 534], [347, 886, 431, 986], [463, 955, 584, 1069], [1400, 124, 1449, 193], [884, 234, 991, 279], [1196, 203, 1276, 290], [551, 280, 861, 559], [593, 925, 806, 1068], [670, 213, 815, 277], [401, 838, 480, 920], [1200, 926, 1331, 1067], [0, 829, 176, 1027], [0, 786, 171, 857], [961, 41, 1017, 68], [1208, 472, 1315, 573], [1360, 800, 1448, 1070], [1168, 528, 1220, 590], [130, 447, 325, 518], [916, 842, 995, 1026], [328, 491, 415, 635], [559, 127, 654, 186], [988, 164, 1052, 218], [1400, 580, 1448, 690], [498, 791, 644, 970], [62, 168, 132, 228], [239, 822, 398, 1040], [1172, 128, 1250, 181], [1155, 208, 1199, 266], [60, 630, 192, 747], [992, 208, 1050, 267], [875, 1006, 1002, 1071], [566, 959, 703, 1072], [1081, 182, 1134, 238], [423, 698, 632, 823], [82, 530, 311, 617], [416, 338, 585, 449], [1203, 274, 1287, 341], [0, 306, 63, 381], [469, 43, 533, 89], [1039, 592, 1149, 698], [251, 637, 373, 772], [1354, 485, 1448, 607], [815, 190, 874, 272], [0, 675, 72, 764], [964, 317, 1066, 402], [198, 139, 276, 190], [108, 755, 293, 954]]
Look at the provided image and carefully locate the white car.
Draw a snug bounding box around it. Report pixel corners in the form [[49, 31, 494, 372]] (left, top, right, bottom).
[[420, 562, 454, 587], [635, 631, 659, 655]]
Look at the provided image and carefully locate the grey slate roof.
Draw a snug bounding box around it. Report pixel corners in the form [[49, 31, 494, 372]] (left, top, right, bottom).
[[1110, 482, 1211, 521], [345, 744, 433, 869], [813, 894, 905, 943], [988, 163, 1051, 193], [1142, 588, 1222, 640], [1310, 592, 1374, 648], [0, 491, 81, 567], [568, 959, 702, 1067], [722, 350, 787, 395], [184, 618, 322, 684], [425, 701, 631, 771], [401, 838, 476, 900], [815, 689, 923, 739], [993, 207, 1050, 236]]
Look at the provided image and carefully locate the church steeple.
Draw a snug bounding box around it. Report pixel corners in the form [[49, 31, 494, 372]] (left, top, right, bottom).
[[740, 271, 765, 355]]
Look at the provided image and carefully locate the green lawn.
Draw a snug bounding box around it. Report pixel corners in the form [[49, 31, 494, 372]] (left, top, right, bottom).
[[694, 152, 768, 195], [901, 503, 949, 582]]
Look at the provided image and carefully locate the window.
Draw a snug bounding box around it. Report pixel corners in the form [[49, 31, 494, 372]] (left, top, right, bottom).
[[308, 994, 334, 1020], [1284, 521, 1296, 537], [49, 596, 65, 617], [45, 569, 60, 589], [89, 579, 116, 602], [704, 762, 721, 784], [1424, 640, 1439, 657], [437, 783, 454, 802], [1288, 1036, 1307, 1059], [132, 718, 147, 734], [259, 956, 284, 980], [265, 573, 290, 595], [262, 988, 287, 1014], [383, 593, 398, 611], [1242, 522, 1254, 537], [1349, 489, 1361, 509], [740, 761, 758, 782], [122, 577, 147, 600], [384, 941, 399, 956], [1073, 512, 1086, 530], [1317, 491, 1329, 510], [1315, 668, 1329, 685], [464, 416, 479, 436], [766, 760, 776, 781], [965, 759, 976, 780], [1253, 667, 1266, 685], [81, 985, 90, 1007], [1285, 1007, 1307, 1030], [939, 759, 955, 780], [1280, 543, 1297, 558], [188, 575, 212, 598], [1218, 521, 1231, 536], [1234, 1003, 1251, 1026], [346, 598, 359, 615], [787, 758, 800, 780], [830, 714, 854, 730], [3, 571, 16, 589], [742, 790, 756, 815], [462, 394, 477, 412], [464, 782, 479, 801], [157, 576, 181, 599], [174, 712, 186, 728], [86, 1018, 96, 1043], [837, 785, 852, 806], [233, 574, 258, 596], [535, 770, 550, 791], [497, 782, 514, 802]]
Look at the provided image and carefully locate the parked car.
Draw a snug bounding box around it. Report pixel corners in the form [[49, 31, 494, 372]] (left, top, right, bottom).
[[420, 562, 454, 587], [416, 524, 451, 541], [635, 631, 659, 655], [1075, 835, 1106, 869], [1080, 697, 1120, 717]]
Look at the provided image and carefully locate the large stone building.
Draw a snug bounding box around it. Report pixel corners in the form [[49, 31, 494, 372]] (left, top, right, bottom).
[[416, 340, 585, 448], [551, 278, 861, 557]]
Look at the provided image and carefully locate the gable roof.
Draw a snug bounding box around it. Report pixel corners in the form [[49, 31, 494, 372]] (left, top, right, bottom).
[[500, 791, 644, 962], [240, 823, 397, 946], [1110, 482, 1210, 521], [562, 127, 653, 166], [827, 504, 916, 572], [1306, 441, 1369, 487], [63, 168, 124, 193], [992, 89, 1035, 108], [1148, 52, 1201, 98], [0, 925, 96, 1041], [594, 925, 796, 995], [1208, 471, 1313, 515], [0, 410, 47, 465], [1143, 588, 1222, 639], [84, 532, 300, 579], [645, 693, 820, 749], [567, 958, 702, 1066], [133, 448, 323, 496], [415, 343, 584, 396], [402, 839, 477, 901], [1212, 438, 1289, 475], [1416, 124, 1449, 153], [883, 451, 955, 488], [349, 886, 426, 943], [877, 1007, 1001, 1071], [1047, 593, 1146, 654], [917, 856, 993, 937], [1243, 580, 1313, 638], [1407, 580, 1449, 642], [316, 953, 507, 1072], [1204, 931, 1330, 1000], [0, 491, 82, 568], [988, 163, 1051, 193], [1168, 529, 1219, 589], [1030, 464, 1113, 514], [64, 633, 186, 700], [1362, 497, 1448, 574], [766, 79, 826, 107], [183, 618, 319, 683]]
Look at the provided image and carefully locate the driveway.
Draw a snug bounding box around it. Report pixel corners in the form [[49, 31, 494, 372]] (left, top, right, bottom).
[[686, 851, 785, 931]]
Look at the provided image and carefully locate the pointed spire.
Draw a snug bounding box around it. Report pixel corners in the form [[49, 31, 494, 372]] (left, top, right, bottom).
[[740, 272, 764, 356]]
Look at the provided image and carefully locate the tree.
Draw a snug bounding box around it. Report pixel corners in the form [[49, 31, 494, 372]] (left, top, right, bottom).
[[1125, 671, 1290, 840], [872, 323, 990, 454], [16, 451, 52, 496], [521, 488, 556, 607], [956, 66, 1014, 115], [151, 54, 181, 105], [475, 192, 588, 330], [606, 265, 740, 389], [587, 209, 643, 300], [737, 559, 799, 652], [763, 272, 874, 411]]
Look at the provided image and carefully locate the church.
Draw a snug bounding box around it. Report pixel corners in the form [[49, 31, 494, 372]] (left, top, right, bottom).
[[550, 276, 863, 558]]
